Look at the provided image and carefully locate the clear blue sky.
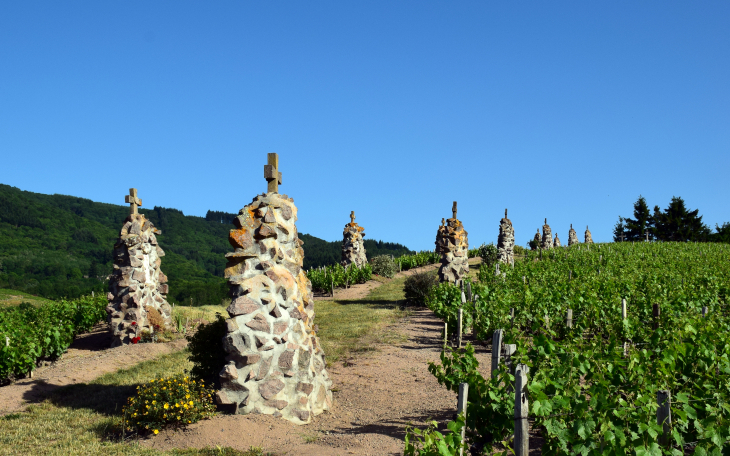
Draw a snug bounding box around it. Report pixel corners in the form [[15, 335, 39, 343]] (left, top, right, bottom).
[[1, 2, 728, 251]]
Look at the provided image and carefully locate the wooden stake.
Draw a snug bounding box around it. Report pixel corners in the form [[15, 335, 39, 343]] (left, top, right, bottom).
[[443, 322, 448, 348], [457, 383, 469, 456], [621, 298, 627, 320], [514, 364, 529, 456], [652, 304, 660, 330], [491, 329, 503, 379], [457, 307, 463, 349], [702, 306, 708, 317], [566, 309, 573, 329], [657, 390, 671, 447], [510, 308, 515, 327]]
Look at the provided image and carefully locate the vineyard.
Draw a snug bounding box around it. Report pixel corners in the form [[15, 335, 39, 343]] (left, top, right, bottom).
[[0, 294, 107, 382], [416, 242, 730, 455]]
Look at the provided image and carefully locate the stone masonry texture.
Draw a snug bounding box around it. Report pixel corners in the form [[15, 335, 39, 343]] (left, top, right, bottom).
[[497, 210, 514, 265], [541, 219, 554, 250], [217, 191, 332, 424], [341, 216, 367, 268], [554, 233, 561, 247], [107, 214, 172, 347], [436, 209, 469, 283], [585, 226, 594, 244], [568, 224, 580, 246]]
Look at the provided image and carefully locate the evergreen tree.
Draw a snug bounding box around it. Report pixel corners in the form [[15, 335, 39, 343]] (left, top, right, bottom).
[[652, 197, 711, 242], [612, 216, 626, 242], [711, 222, 730, 243], [622, 195, 653, 241]]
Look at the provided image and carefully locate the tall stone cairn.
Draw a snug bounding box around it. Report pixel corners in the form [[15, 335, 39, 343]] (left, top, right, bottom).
[[436, 202, 469, 283], [497, 209, 514, 264], [216, 153, 332, 425], [541, 218, 554, 250], [585, 225, 594, 244], [435, 218, 446, 254], [531, 229, 541, 250], [554, 233, 561, 247], [568, 224, 580, 246], [341, 211, 367, 268], [107, 188, 172, 348]]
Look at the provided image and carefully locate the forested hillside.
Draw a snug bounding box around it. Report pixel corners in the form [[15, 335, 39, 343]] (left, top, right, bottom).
[[0, 185, 412, 303]]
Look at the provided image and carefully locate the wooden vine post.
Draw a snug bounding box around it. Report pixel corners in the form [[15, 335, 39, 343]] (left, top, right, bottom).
[[514, 364, 530, 456], [657, 390, 671, 447], [652, 304, 660, 330], [491, 329, 503, 379], [566, 309, 573, 329], [457, 382, 469, 456], [622, 298, 628, 357]]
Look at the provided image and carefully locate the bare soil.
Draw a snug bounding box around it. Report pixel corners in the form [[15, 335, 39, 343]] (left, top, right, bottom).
[[0, 324, 188, 415]]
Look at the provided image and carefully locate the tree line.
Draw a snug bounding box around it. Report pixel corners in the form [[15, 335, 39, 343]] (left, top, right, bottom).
[[613, 195, 729, 243]]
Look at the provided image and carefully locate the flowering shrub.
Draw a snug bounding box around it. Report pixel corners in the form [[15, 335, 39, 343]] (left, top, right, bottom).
[[122, 374, 217, 434]]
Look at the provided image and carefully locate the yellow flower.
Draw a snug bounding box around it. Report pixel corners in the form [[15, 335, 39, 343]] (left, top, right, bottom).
[[177, 416, 181, 420], [185, 394, 190, 399], [154, 429, 159, 435], [152, 400, 156, 405], [164, 403, 169, 410], [188, 421, 191, 423], [133, 413, 137, 417], [189, 401, 194, 406]]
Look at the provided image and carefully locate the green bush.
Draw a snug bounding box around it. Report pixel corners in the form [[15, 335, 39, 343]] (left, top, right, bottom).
[[187, 313, 227, 385], [371, 255, 397, 278], [122, 374, 216, 434], [477, 243, 499, 268], [403, 271, 439, 306], [513, 244, 526, 256], [404, 415, 465, 456]]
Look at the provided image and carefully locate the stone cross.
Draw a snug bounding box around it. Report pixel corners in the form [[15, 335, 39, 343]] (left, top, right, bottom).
[[620, 232, 626, 242], [263, 153, 282, 193], [350, 211, 356, 224], [452, 201, 457, 219], [441, 218, 445, 226], [544, 218, 547, 225], [124, 188, 142, 215], [645, 229, 649, 242], [505, 209, 508, 218]]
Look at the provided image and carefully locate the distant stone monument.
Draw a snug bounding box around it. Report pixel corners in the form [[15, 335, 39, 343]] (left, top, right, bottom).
[[568, 224, 580, 246], [554, 233, 561, 247], [107, 188, 172, 347], [541, 218, 554, 250], [531, 229, 541, 250], [585, 225, 594, 244], [216, 153, 332, 424], [497, 209, 514, 265], [436, 202, 469, 283], [341, 211, 367, 268], [435, 218, 446, 254]]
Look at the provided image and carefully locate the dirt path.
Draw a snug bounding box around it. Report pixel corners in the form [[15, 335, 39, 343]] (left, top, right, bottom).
[[143, 308, 493, 456], [314, 259, 479, 302], [0, 324, 188, 415]]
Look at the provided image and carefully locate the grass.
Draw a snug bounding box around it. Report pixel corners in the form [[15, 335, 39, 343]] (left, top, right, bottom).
[[0, 276, 408, 454], [315, 275, 409, 365], [0, 288, 55, 308]]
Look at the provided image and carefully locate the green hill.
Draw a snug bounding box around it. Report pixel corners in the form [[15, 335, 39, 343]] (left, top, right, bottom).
[[0, 184, 412, 305]]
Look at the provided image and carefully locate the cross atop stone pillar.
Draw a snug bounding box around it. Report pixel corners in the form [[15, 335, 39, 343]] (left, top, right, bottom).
[[350, 211, 356, 224], [263, 153, 282, 193], [452, 201, 457, 219], [441, 218, 445, 226], [505, 209, 508, 218], [124, 188, 142, 215], [545, 218, 547, 224]]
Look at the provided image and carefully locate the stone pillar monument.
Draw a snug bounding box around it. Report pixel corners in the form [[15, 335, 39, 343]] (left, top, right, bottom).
[[341, 211, 367, 268], [107, 188, 172, 347], [436, 202, 469, 283], [554, 233, 561, 247], [216, 153, 332, 424], [541, 218, 554, 250], [585, 225, 594, 244], [531, 229, 541, 250], [435, 218, 446, 254], [497, 209, 514, 265], [568, 224, 580, 246]]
